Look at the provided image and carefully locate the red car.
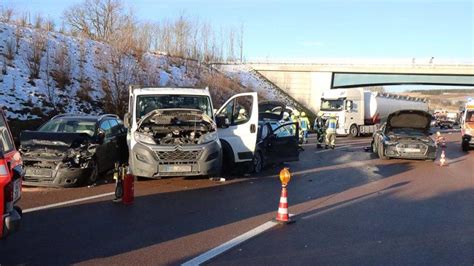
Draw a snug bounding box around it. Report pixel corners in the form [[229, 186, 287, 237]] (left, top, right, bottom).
[[0, 109, 22, 239]]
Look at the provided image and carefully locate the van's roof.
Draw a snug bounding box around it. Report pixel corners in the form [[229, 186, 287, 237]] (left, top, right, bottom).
[[131, 87, 211, 97]]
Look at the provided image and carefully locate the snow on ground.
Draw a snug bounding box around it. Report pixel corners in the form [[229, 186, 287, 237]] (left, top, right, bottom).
[[0, 23, 212, 120], [0, 22, 287, 122], [217, 64, 301, 108]]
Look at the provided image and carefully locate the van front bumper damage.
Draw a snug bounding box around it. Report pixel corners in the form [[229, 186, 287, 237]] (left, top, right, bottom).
[[130, 140, 222, 178]]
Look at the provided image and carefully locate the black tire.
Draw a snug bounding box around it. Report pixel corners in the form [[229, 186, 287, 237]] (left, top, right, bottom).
[[462, 140, 469, 152], [371, 141, 377, 153], [378, 144, 388, 160], [349, 124, 359, 138], [253, 151, 263, 174], [221, 140, 235, 175], [88, 160, 99, 184]]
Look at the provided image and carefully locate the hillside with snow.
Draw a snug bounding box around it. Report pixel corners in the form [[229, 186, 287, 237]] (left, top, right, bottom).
[[0, 22, 259, 122]]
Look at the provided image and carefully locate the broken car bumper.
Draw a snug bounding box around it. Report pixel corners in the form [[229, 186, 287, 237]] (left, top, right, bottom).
[[23, 165, 94, 187], [130, 140, 222, 178]]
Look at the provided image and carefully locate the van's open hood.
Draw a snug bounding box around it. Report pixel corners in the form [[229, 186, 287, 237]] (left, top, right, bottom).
[[137, 108, 214, 128], [386, 110, 432, 131], [20, 131, 93, 150]]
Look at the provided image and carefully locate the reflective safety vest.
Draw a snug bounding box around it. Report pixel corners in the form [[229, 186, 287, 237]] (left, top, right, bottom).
[[326, 117, 337, 132], [300, 117, 310, 130]]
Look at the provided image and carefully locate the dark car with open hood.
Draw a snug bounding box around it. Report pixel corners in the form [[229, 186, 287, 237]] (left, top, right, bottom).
[[20, 114, 128, 187], [371, 110, 437, 160]]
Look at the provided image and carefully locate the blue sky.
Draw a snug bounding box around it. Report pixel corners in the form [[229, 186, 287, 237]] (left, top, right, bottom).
[[6, 0, 473, 62]]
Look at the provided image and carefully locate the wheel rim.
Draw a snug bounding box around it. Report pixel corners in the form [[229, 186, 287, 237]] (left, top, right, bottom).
[[350, 125, 357, 136]]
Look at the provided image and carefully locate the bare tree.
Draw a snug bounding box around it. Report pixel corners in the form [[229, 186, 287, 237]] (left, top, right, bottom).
[[5, 37, 15, 63], [51, 44, 72, 90], [44, 17, 56, 32], [15, 27, 22, 54], [63, 0, 129, 43], [26, 33, 46, 80], [43, 45, 57, 108], [18, 11, 30, 27], [238, 23, 244, 62], [34, 13, 44, 29], [0, 7, 14, 23], [102, 48, 138, 115]]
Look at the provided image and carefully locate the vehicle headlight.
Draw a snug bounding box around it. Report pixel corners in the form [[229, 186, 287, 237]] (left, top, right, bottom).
[[134, 132, 156, 145], [198, 131, 218, 144], [464, 129, 472, 136]]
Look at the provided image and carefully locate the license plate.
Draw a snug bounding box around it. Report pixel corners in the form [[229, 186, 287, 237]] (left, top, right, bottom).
[[159, 165, 192, 173], [26, 168, 52, 177], [404, 148, 421, 153], [13, 179, 21, 202]]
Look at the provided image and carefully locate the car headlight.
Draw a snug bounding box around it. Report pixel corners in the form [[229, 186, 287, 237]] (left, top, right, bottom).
[[134, 132, 156, 145], [198, 131, 218, 144]]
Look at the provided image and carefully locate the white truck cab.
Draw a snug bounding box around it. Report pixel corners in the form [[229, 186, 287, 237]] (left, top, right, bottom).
[[124, 86, 258, 178]]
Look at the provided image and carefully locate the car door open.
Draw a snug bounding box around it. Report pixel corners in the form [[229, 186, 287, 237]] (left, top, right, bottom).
[[266, 122, 299, 163], [216, 92, 258, 163]]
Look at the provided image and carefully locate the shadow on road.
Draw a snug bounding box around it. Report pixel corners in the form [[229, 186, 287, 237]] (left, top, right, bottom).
[[208, 187, 474, 265], [0, 159, 417, 265]]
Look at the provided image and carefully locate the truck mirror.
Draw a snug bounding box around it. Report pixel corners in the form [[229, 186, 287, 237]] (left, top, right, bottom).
[[345, 100, 353, 111], [123, 113, 131, 128], [216, 114, 230, 128]]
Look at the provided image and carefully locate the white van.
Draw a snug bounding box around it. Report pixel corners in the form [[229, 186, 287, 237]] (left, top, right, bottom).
[[124, 86, 258, 178]]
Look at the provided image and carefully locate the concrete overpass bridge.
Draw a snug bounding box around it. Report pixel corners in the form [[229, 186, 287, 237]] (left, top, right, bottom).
[[246, 60, 474, 114]]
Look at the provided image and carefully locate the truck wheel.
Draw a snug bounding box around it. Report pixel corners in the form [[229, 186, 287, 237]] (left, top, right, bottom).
[[378, 144, 388, 160], [349, 124, 359, 138], [253, 151, 263, 174], [462, 140, 469, 152]]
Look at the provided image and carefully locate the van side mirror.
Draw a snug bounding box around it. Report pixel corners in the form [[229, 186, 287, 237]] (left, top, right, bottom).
[[124, 113, 131, 128], [345, 100, 353, 111], [216, 114, 230, 128]]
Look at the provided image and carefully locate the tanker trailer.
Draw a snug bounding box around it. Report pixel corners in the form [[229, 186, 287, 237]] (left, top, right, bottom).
[[320, 88, 428, 137]]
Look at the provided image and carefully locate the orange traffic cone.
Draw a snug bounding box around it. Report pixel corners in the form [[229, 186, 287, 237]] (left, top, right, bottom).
[[276, 186, 291, 223]]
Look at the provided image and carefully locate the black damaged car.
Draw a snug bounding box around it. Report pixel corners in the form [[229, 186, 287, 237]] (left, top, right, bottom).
[[371, 110, 437, 161], [20, 114, 128, 187]]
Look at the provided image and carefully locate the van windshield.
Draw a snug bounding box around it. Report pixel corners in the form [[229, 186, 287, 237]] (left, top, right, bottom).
[[136, 95, 213, 120]]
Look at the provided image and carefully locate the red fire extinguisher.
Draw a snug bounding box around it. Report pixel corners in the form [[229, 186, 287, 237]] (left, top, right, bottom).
[[122, 165, 134, 204]]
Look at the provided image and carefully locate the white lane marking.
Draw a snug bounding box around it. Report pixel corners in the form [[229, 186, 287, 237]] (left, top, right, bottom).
[[23, 192, 115, 213], [182, 221, 278, 266], [183, 213, 296, 265]]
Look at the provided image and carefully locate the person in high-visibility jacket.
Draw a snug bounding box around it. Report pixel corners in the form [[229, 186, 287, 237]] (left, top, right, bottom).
[[314, 111, 326, 148], [291, 110, 305, 150], [325, 113, 338, 149], [299, 112, 310, 144]]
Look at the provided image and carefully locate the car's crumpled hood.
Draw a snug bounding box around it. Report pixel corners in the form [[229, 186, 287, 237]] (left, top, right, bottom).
[[20, 131, 93, 151], [137, 108, 214, 128], [386, 110, 432, 131]]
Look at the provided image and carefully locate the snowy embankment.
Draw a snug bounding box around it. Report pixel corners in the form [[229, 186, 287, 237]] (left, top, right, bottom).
[[217, 64, 306, 110], [0, 22, 253, 121]]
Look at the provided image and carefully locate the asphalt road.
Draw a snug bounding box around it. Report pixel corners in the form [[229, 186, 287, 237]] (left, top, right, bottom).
[[1, 131, 473, 265]]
